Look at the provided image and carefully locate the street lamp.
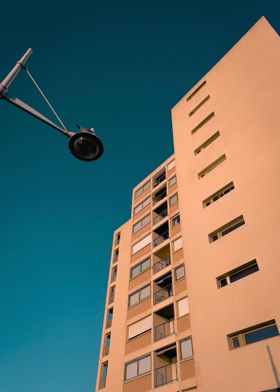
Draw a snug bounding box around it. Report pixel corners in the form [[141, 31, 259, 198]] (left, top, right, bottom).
[[0, 48, 104, 162]]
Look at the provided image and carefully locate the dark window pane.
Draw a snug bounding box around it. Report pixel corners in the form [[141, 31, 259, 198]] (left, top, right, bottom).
[[221, 219, 245, 237], [244, 324, 279, 345], [232, 336, 240, 348], [230, 263, 259, 283], [219, 278, 228, 287]]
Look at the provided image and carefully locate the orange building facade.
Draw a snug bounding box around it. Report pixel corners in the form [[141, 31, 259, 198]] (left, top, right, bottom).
[[95, 17, 280, 392]]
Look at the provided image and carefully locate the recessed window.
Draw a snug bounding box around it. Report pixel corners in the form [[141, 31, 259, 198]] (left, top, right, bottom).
[[175, 264, 185, 281], [228, 320, 279, 350], [134, 196, 151, 216], [132, 214, 151, 234], [169, 175, 177, 187], [173, 236, 183, 252], [169, 193, 178, 206], [128, 315, 152, 340], [106, 308, 113, 329], [128, 285, 151, 308], [111, 266, 117, 283], [189, 95, 210, 116], [194, 131, 220, 155], [186, 80, 206, 101], [217, 260, 259, 288], [125, 355, 151, 381], [112, 248, 119, 263], [209, 215, 245, 243], [108, 285, 115, 304], [135, 181, 150, 198], [203, 182, 235, 207], [103, 333, 111, 356], [132, 234, 152, 255], [114, 232, 121, 246], [198, 154, 226, 179], [177, 297, 189, 317], [130, 257, 151, 279], [191, 112, 215, 135], [99, 362, 108, 389], [171, 213, 180, 227], [180, 337, 193, 359]]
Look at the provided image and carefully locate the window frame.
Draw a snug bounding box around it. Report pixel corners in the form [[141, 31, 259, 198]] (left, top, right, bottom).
[[175, 264, 185, 281], [134, 196, 151, 216], [135, 181, 150, 198], [132, 214, 151, 234], [128, 285, 151, 308], [217, 259, 259, 288], [130, 257, 151, 280], [169, 175, 177, 187], [180, 337, 193, 360], [209, 215, 245, 243], [171, 213, 180, 227], [203, 181, 235, 207], [169, 193, 178, 206], [124, 354, 151, 381]]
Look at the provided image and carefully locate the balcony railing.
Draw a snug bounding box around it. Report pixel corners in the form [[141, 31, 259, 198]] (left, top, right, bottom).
[[153, 209, 168, 224], [153, 190, 167, 205], [153, 257, 171, 274], [154, 362, 178, 388], [154, 283, 173, 304], [153, 231, 169, 247], [154, 319, 175, 342], [153, 173, 166, 188]]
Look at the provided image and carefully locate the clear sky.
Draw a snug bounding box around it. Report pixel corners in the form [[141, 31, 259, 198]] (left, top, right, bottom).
[[0, 1, 279, 391]]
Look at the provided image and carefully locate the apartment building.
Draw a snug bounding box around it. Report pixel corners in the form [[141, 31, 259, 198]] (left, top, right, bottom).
[[95, 17, 280, 392]]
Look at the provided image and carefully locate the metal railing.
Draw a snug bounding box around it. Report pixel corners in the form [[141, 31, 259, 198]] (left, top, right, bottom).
[[153, 173, 166, 188], [153, 209, 168, 224], [153, 231, 169, 247], [153, 189, 167, 204], [154, 362, 178, 388], [153, 257, 170, 274], [154, 319, 175, 342], [154, 283, 173, 304]]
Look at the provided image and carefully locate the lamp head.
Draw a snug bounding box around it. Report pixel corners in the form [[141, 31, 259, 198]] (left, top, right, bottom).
[[68, 127, 104, 162]]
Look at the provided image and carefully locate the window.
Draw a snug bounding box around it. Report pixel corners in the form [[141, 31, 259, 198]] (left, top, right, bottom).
[[209, 215, 245, 243], [128, 315, 152, 339], [125, 355, 151, 381], [173, 237, 183, 252], [189, 95, 210, 116], [194, 131, 220, 155], [132, 234, 152, 254], [228, 320, 279, 350], [171, 213, 180, 227], [99, 362, 108, 389], [130, 258, 151, 279], [180, 337, 193, 359], [134, 196, 151, 215], [108, 285, 115, 304], [178, 297, 189, 317], [198, 154, 226, 179], [169, 193, 178, 206], [167, 160, 175, 171], [129, 285, 151, 307], [112, 248, 119, 263], [111, 266, 117, 282], [203, 182, 235, 207], [191, 112, 215, 135], [114, 232, 121, 246], [217, 260, 259, 288], [135, 181, 150, 198], [106, 308, 113, 328], [132, 214, 151, 234], [175, 264, 185, 281], [186, 80, 206, 101], [103, 333, 111, 356], [169, 176, 177, 187]]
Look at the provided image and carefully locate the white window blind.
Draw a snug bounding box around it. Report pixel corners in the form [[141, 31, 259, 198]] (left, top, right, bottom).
[[132, 234, 151, 254], [167, 160, 175, 171], [181, 338, 193, 359], [128, 315, 152, 339], [178, 297, 189, 317], [173, 237, 183, 252]]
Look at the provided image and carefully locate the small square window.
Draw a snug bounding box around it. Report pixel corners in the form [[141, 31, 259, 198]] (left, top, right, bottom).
[[175, 265, 185, 281]]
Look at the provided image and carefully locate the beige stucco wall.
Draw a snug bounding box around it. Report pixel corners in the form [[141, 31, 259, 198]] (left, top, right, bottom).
[[172, 16, 280, 392]]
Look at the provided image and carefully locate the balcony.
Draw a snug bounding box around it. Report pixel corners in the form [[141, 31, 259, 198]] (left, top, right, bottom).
[[154, 343, 178, 388], [154, 272, 173, 305], [153, 171, 166, 188], [154, 362, 178, 387], [153, 222, 169, 248], [153, 201, 168, 225], [153, 186, 167, 205], [154, 319, 175, 342], [153, 257, 170, 274]]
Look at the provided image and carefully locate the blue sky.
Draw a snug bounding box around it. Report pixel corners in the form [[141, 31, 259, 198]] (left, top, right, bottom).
[[0, 1, 280, 391]]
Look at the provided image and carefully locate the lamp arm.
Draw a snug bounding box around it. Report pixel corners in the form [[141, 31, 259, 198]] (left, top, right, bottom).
[[3, 95, 72, 137]]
